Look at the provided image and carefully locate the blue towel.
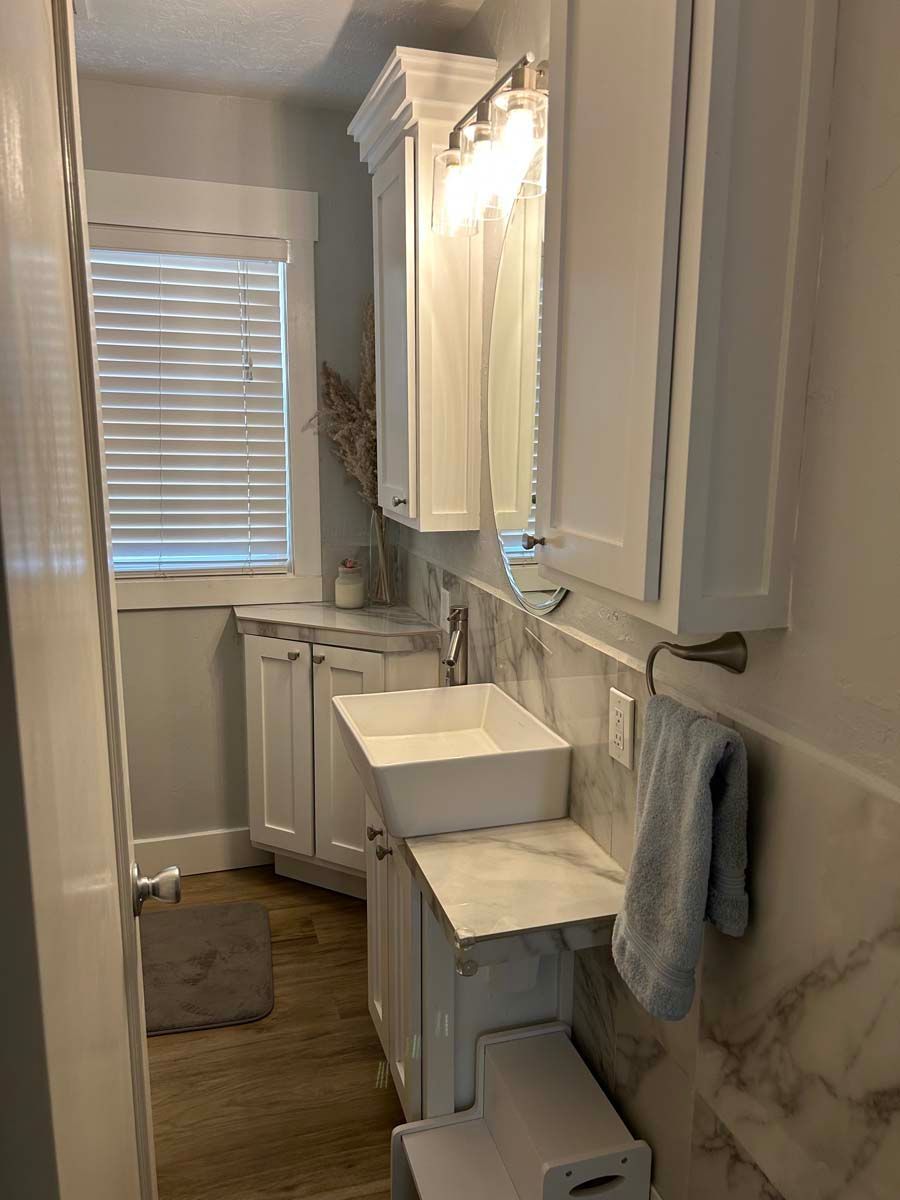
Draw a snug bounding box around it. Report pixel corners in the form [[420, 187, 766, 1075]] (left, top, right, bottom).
[[612, 695, 749, 1021]]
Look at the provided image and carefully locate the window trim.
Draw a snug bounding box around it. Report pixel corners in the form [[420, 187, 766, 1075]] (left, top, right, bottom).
[[85, 171, 322, 611]]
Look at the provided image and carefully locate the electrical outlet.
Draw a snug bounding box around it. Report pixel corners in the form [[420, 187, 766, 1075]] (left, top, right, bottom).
[[440, 586, 451, 631], [609, 687, 635, 769]]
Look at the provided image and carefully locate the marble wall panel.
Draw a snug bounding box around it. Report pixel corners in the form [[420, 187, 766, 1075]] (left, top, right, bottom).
[[404, 548, 900, 1200]]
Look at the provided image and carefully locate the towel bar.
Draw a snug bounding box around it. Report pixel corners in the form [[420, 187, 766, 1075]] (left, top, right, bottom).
[[645, 632, 748, 696]]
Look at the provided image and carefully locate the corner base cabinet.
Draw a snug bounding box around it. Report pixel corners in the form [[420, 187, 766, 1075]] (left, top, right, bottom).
[[238, 604, 440, 891]]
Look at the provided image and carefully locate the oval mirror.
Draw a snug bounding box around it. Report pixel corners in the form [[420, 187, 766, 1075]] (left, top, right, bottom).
[[488, 193, 567, 615]]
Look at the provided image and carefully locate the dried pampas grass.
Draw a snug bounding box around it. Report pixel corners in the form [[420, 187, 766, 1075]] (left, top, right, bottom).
[[314, 297, 377, 508]]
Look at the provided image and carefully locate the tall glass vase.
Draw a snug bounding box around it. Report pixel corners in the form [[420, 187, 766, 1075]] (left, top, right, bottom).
[[368, 505, 394, 606]]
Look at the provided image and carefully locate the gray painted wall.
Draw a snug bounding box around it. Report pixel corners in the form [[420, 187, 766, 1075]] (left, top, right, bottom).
[[78, 78, 374, 838]]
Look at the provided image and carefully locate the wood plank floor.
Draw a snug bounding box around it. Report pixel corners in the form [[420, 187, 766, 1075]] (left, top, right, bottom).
[[147, 866, 403, 1200]]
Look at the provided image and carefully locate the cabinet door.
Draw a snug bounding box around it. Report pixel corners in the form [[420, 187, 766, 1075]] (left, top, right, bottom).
[[313, 645, 385, 872], [537, 0, 691, 601], [373, 135, 417, 520], [365, 797, 390, 1057], [387, 835, 422, 1121], [244, 635, 314, 856]]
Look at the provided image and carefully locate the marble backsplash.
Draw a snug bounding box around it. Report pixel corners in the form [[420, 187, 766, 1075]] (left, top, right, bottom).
[[404, 548, 900, 1200]]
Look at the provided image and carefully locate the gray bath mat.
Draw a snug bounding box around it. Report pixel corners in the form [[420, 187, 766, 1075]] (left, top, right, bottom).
[[141, 901, 274, 1036]]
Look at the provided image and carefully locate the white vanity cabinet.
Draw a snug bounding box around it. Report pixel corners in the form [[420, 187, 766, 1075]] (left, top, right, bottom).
[[349, 48, 497, 532], [237, 604, 440, 891], [537, 0, 838, 634]]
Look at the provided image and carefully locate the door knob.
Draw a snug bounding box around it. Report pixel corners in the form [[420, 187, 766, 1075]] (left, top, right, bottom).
[[132, 862, 182, 916], [375, 844, 393, 861], [366, 825, 384, 841]]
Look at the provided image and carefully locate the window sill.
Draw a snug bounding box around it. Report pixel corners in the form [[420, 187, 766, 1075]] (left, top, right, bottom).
[[114, 573, 323, 612]]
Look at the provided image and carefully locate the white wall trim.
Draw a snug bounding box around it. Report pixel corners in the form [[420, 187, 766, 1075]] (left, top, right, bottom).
[[115, 570, 323, 612], [84, 170, 324, 613], [85, 170, 318, 247], [134, 827, 272, 877]]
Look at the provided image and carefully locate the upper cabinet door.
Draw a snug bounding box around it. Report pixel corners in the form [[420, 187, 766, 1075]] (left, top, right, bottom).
[[244, 635, 315, 856], [373, 135, 418, 520], [537, 0, 692, 602], [313, 644, 385, 873]]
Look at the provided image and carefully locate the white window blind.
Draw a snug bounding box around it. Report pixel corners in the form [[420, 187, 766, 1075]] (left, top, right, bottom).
[[89, 247, 292, 576]]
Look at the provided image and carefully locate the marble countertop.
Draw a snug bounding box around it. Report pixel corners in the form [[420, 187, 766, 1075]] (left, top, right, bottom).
[[233, 603, 441, 653], [403, 818, 626, 966]]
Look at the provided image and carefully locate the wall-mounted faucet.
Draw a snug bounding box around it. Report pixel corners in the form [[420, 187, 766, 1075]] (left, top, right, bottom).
[[442, 605, 468, 686]]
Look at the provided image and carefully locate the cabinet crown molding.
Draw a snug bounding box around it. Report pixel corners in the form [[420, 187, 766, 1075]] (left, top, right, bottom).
[[348, 46, 497, 171]]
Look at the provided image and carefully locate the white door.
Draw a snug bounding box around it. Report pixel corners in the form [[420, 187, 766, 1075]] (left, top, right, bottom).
[[365, 798, 390, 1056], [387, 836, 423, 1121], [244, 635, 315, 856], [0, 0, 153, 1193], [373, 135, 417, 521], [537, 0, 692, 601], [313, 645, 385, 871]]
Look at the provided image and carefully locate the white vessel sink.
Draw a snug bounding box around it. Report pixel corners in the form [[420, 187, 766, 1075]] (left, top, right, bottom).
[[332, 684, 571, 838]]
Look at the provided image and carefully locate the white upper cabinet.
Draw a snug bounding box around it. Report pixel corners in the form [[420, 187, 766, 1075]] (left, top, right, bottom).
[[537, 0, 838, 633], [350, 48, 497, 532]]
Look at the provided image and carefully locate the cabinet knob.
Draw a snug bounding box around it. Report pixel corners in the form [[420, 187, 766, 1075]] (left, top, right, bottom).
[[287, 651, 301, 661], [521, 532, 546, 550], [312, 654, 325, 664], [391, 496, 407, 508], [375, 844, 393, 861], [366, 825, 384, 842]]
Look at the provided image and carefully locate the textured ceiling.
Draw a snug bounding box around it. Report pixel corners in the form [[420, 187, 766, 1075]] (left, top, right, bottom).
[[75, 0, 484, 110]]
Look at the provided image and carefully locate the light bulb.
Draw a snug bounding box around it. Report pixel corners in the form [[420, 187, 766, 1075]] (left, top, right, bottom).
[[432, 132, 477, 236], [503, 106, 537, 176], [443, 161, 473, 235]]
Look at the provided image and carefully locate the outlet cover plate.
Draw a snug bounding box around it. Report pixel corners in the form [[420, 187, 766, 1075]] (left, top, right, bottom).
[[609, 687, 635, 769]]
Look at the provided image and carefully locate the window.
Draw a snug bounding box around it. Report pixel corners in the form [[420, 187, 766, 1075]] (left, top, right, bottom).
[[90, 248, 291, 577], [85, 171, 322, 609]]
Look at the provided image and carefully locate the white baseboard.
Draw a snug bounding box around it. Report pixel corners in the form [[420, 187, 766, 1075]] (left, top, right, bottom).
[[273, 853, 366, 900], [134, 827, 273, 877]]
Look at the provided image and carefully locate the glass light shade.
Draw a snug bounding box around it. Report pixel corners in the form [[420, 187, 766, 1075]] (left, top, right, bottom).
[[491, 83, 548, 201], [461, 101, 507, 222], [432, 138, 477, 237]]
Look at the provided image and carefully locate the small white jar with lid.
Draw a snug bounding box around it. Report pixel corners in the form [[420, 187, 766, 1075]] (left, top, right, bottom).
[[334, 558, 366, 609]]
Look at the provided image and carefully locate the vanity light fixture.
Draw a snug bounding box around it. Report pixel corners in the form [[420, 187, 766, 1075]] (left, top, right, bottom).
[[432, 52, 548, 236]]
